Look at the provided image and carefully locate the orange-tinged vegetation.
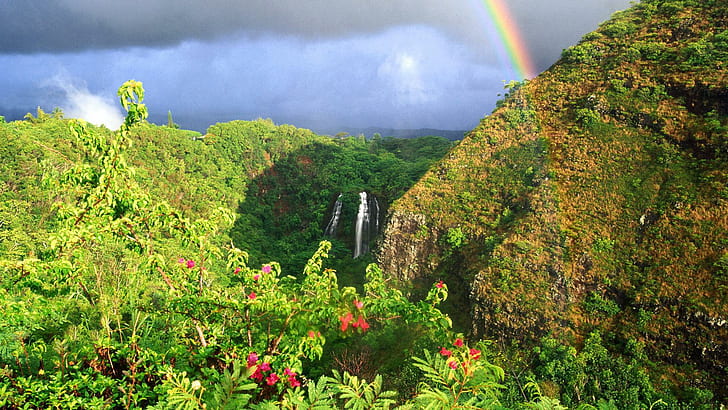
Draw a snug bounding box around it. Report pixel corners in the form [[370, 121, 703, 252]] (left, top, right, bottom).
[[377, 0, 727, 399]]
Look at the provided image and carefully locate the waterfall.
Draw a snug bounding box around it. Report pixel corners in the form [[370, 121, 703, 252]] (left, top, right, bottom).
[[324, 194, 343, 236], [354, 192, 369, 258], [353, 192, 380, 258]]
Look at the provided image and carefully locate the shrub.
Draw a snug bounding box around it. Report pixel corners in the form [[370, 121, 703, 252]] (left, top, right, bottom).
[[561, 43, 603, 65]]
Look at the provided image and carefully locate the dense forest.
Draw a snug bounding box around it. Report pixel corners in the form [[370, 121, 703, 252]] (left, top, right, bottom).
[[1, 0, 727, 408]]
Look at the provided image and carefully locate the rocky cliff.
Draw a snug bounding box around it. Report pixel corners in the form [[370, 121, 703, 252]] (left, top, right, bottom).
[[376, 0, 728, 397]]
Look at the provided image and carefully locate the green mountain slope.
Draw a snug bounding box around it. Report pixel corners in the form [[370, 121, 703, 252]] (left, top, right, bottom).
[[0, 112, 451, 275], [376, 0, 727, 399]]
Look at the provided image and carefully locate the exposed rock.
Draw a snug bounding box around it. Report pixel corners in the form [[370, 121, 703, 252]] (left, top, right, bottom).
[[374, 210, 441, 281]]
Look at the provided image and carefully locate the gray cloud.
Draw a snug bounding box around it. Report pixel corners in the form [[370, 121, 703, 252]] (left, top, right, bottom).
[[508, 0, 636, 70], [0, 0, 636, 132], [1, 1, 475, 51], [3, 0, 632, 71]]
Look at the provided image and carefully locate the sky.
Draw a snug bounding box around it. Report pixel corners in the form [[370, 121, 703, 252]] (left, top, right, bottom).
[[0, 0, 634, 133]]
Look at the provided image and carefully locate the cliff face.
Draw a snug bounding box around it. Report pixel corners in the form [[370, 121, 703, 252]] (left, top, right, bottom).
[[376, 0, 727, 396]]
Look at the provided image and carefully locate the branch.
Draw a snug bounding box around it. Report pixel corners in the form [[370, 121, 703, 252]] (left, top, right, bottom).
[[156, 266, 177, 292]]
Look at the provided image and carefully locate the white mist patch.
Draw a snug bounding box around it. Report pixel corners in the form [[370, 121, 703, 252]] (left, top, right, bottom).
[[48, 75, 124, 130], [377, 52, 432, 106]]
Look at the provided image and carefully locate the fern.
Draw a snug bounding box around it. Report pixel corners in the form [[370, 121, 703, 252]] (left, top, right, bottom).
[[411, 341, 505, 409], [326, 370, 397, 409], [154, 371, 205, 410], [277, 376, 337, 409], [206, 361, 257, 409]]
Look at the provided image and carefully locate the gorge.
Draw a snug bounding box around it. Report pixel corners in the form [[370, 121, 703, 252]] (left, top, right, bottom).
[[0, 0, 725, 407]]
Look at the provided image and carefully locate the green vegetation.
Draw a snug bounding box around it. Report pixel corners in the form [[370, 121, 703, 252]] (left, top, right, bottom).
[[378, 0, 727, 405], [0, 81, 594, 409], [1, 0, 726, 407], [232, 133, 451, 273]]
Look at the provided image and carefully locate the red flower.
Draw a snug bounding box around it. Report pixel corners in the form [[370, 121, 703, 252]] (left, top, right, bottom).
[[234, 267, 241, 274], [262, 265, 272, 274], [469, 348, 481, 360], [448, 360, 459, 369], [454, 338, 464, 347], [248, 292, 257, 300], [435, 280, 444, 289], [186, 259, 196, 268], [352, 315, 369, 331], [266, 373, 279, 386], [284, 368, 296, 377], [259, 362, 271, 372], [339, 312, 354, 331], [251, 368, 264, 381], [253, 274, 261, 281], [246, 352, 259, 367], [308, 330, 317, 338], [288, 376, 301, 387], [439, 347, 452, 357], [353, 300, 364, 309]]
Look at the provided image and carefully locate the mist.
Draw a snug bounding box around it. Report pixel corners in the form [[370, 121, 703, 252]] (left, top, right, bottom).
[[47, 75, 124, 130]]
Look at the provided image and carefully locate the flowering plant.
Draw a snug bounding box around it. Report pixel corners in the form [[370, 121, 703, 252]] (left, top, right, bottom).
[[411, 338, 505, 408]]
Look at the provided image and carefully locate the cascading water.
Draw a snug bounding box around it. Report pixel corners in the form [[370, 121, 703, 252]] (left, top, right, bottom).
[[324, 194, 343, 236], [353, 192, 369, 258], [353, 192, 379, 258]]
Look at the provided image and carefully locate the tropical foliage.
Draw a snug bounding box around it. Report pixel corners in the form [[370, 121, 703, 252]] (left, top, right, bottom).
[[0, 80, 575, 409], [1, 0, 726, 407]]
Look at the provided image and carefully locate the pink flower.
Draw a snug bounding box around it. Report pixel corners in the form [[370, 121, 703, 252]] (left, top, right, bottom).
[[439, 347, 452, 357], [454, 338, 464, 347], [247, 352, 259, 367], [339, 313, 354, 332], [234, 267, 241, 274], [251, 368, 264, 381], [253, 274, 261, 281], [435, 280, 444, 289], [353, 300, 364, 309], [248, 292, 257, 300], [178, 258, 186, 264], [266, 373, 279, 386], [288, 376, 301, 387], [448, 360, 459, 369], [259, 362, 271, 372], [469, 348, 481, 360], [352, 316, 369, 331], [262, 265, 272, 274], [284, 368, 296, 377], [186, 259, 196, 269]]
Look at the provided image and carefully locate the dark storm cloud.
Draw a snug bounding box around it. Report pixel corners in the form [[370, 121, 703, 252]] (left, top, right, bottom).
[[0, 0, 636, 132], [0, 0, 475, 53], [2, 0, 633, 71]]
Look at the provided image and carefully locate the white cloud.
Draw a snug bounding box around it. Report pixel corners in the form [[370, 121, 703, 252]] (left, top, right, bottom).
[[47, 74, 124, 130]]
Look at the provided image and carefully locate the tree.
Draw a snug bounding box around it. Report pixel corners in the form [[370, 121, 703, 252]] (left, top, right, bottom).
[[167, 110, 179, 128]]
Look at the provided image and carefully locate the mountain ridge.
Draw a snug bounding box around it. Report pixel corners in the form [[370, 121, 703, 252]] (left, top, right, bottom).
[[376, 0, 727, 400], [321, 126, 467, 141]]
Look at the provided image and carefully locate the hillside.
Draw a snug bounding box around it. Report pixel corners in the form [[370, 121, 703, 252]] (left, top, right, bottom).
[[233, 134, 453, 273], [0, 98, 466, 407], [0, 110, 452, 278], [376, 0, 727, 401], [1, 0, 727, 406]]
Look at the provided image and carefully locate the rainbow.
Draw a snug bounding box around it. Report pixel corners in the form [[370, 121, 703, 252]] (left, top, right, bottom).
[[473, 0, 537, 80]]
